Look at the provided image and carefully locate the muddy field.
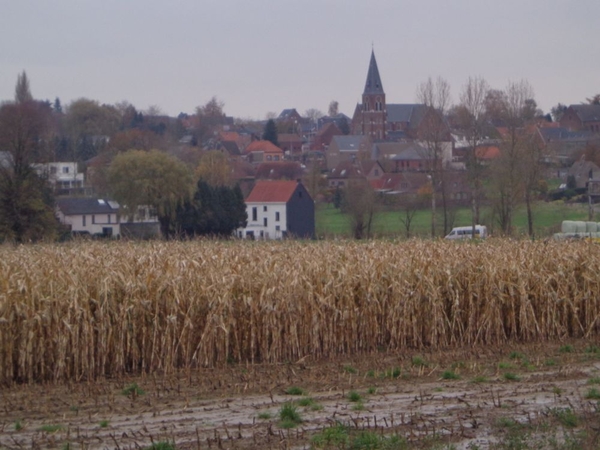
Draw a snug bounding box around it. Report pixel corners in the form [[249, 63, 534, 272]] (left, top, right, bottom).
[[1, 341, 600, 449]]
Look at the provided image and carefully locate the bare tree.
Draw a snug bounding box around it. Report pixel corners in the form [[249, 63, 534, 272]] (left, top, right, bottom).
[[398, 194, 420, 239], [459, 76, 489, 235], [342, 180, 378, 239], [304, 160, 325, 201], [197, 96, 225, 118], [304, 108, 324, 123], [521, 131, 549, 237], [416, 76, 451, 237], [489, 80, 535, 235], [144, 105, 163, 116]]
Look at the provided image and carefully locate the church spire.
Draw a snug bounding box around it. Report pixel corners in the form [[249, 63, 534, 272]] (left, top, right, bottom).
[[363, 49, 384, 95]]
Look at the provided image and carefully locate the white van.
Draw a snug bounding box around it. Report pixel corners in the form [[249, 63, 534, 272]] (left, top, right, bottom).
[[444, 225, 487, 240]]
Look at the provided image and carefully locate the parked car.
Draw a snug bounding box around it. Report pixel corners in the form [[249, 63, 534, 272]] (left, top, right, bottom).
[[444, 225, 487, 240]]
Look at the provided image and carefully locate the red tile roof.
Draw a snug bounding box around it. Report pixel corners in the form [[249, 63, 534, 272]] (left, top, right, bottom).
[[246, 180, 299, 203], [219, 131, 240, 142], [475, 146, 501, 160], [244, 140, 283, 155]]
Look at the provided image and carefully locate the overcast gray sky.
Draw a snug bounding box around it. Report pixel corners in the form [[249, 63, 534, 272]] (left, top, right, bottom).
[[1, 1, 599, 119]]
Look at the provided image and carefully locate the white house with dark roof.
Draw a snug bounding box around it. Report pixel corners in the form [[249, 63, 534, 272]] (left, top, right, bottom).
[[56, 198, 120, 237], [237, 180, 314, 240]]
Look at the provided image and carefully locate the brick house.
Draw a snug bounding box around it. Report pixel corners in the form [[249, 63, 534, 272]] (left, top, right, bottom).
[[312, 122, 344, 151], [243, 140, 284, 164], [325, 135, 372, 169], [560, 105, 600, 133], [278, 133, 304, 156]]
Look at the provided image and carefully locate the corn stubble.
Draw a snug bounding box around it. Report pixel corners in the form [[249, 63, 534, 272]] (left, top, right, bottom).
[[0, 240, 599, 383]]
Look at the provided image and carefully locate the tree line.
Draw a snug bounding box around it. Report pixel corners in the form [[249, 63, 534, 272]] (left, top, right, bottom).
[[0, 72, 247, 242]]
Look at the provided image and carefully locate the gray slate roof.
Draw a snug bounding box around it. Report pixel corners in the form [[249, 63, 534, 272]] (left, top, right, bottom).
[[571, 105, 600, 122], [221, 140, 241, 156], [387, 104, 428, 127], [363, 50, 384, 95], [538, 127, 595, 143], [373, 142, 428, 160], [331, 135, 365, 151], [278, 109, 301, 120], [57, 198, 119, 215]]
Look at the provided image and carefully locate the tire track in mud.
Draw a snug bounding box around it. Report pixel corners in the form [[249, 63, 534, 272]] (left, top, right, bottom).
[[1, 354, 599, 449]]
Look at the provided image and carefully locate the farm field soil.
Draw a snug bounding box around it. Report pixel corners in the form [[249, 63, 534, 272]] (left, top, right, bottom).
[[1, 341, 600, 449]]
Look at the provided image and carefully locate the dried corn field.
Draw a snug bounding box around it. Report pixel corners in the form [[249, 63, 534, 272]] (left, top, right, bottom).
[[1, 239, 599, 384]]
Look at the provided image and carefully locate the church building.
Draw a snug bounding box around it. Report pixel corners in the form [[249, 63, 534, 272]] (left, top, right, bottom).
[[352, 50, 387, 140], [351, 50, 432, 142]]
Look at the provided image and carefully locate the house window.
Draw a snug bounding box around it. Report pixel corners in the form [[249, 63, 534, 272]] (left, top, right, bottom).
[[92, 215, 95, 224], [275, 212, 280, 222], [50, 166, 57, 174], [82, 215, 86, 226], [252, 207, 257, 221], [266, 155, 272, 161], [263, 217, 268, 227], [263, 206, 267, 212], [276, 225, 280, 231], [108, 214, 111, 224], [62, 166, 69, 174]]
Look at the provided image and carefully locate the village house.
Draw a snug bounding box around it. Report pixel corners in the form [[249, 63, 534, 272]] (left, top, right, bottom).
[[328, 160, 384, 188], [243, 140, 285, 164], [371, 171, 430, 195], [535, 125, 599, 165], [312, 122, 343, 151], [56, 198, 120, 237], [325, 135, 372, 169], [33, 161, 87, 196], [237, 180, 314, 240], [560, 105, 600, 133], [567, 159, 600, 189], [278, 133, 304, 156]]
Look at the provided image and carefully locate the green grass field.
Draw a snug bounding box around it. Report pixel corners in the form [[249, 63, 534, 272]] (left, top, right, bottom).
[[316, 201, 591, 238]]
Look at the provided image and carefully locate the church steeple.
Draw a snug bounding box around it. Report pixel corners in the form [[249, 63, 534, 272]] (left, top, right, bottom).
[[352, 49, 387, 140], [363, 50, 384, 95]]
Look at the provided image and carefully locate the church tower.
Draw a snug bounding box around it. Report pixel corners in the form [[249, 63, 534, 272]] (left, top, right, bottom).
[[354, 50, 387, 140]]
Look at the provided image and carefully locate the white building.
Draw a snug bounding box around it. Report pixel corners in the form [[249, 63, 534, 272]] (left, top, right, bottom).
[[237, 180, 315, 240], [56, 198, 120, 237], [33, 162, 86, 194]]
